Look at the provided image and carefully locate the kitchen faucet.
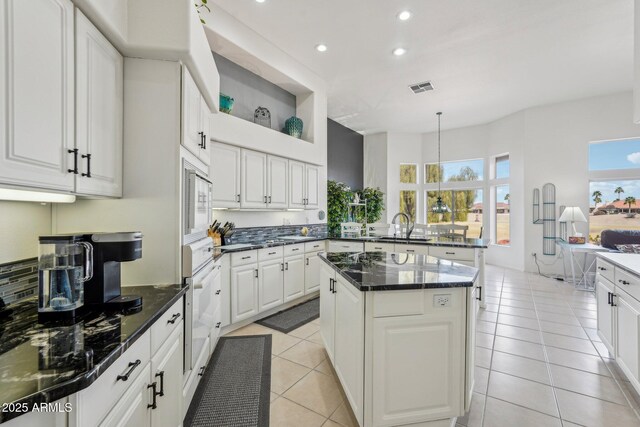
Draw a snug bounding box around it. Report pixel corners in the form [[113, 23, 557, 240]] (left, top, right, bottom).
[[391, 212, 414, 240]]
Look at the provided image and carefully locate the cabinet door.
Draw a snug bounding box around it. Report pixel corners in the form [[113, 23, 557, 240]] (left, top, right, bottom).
[[289, 160, 306, 208], [241, 149, 267, 208], [211, 143, 241, 208], [596, 278, 615, 355], [267, 155, 288, 209], [305, 164, 320, 209], [181, 67, 203, 158], [259, 259, 284, 312], [198, 98, 211, 166], [284, 255, 305, 302], [334, 275, 364, 425], [617, 291, 640, 383], [465, 285, 478, 412], [75, 9, 123, 197], [305, 253, 321, 294], [231, 264, 259, 323], [151, 327, 184, 427], [319, 263, 336, 362], [99, 363, 152, 427], [0, 0, 75, 191]]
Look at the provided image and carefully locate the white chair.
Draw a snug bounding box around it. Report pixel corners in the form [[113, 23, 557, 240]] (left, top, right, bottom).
[[366, 223, 391, 237], [427, 224, 468, 239]]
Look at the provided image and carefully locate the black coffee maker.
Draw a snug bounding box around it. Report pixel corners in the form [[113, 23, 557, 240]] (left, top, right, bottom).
[[84, 232, 144, 310]]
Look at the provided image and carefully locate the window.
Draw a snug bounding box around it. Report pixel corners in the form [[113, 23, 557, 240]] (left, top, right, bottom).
[[425, 159, 484, 183], [495, 185, 510, 245], [426, 189, 484, 239], [400, 164, 417, 184], [588, 139, 640, 244], [495, 155, 510, 179], [400, 190, 417, 222]]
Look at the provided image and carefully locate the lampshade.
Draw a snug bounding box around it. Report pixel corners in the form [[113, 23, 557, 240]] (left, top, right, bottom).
[[559, 207, 587, 223]]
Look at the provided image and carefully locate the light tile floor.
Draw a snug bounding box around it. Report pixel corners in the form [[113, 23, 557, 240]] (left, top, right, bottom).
[[224, 265, 640, 427]]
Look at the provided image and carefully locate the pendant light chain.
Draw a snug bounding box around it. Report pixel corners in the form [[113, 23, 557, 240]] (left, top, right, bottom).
[[437, 111, 442, 195]]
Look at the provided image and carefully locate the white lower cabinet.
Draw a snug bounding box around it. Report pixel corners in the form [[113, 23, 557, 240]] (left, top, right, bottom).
[[284, 254, 305, 302], [319, 262, 336, 362], [231, 263, 259, 323], [304, 252, 321, 294], [151, 326, 184, 427], [597, 276, 615, 355], [616, 289, 640, 384], [259, 259, 284, 312], [333, 275, 365, 426], [100, 363, 153, 427]]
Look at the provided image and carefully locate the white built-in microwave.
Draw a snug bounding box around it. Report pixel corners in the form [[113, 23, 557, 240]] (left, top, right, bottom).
[[183, 166, 212, 238]]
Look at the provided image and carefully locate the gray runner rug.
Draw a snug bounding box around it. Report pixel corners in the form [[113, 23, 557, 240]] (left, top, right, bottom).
[[256, 297, 319, 333], [184, 335, 272, 427]]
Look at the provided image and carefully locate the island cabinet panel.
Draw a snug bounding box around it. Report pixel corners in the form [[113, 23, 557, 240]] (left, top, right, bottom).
[[304, 252, 322, 294], [320, 262, 337, 362], [616, 289, 640, 383], [465, 285, 479, 411], [370, 289, 465, 426], [596, 276, 615, 355], [334, 275, 365, 426]]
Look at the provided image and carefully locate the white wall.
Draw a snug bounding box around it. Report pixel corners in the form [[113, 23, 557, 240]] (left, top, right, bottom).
[[371, 91, 639, 272], [363, 133, 388, 221], [0, 201, 51, 264]]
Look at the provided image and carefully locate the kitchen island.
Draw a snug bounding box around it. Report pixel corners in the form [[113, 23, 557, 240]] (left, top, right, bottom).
[[319, 251, 479, 427]]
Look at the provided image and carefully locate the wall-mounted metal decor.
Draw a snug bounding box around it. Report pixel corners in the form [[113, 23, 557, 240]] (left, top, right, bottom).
[[542, 183, 557, 255], [533, 188, 542, 224], [558, 205, 567, 241]]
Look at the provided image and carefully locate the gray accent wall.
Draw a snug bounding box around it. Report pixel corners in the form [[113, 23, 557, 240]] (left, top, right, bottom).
[[328, 119, 363, 189], [214, 53, 296, 132]]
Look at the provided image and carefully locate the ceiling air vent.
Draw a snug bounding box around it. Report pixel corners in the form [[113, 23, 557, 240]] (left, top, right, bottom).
[[409, 81, 434, 94]]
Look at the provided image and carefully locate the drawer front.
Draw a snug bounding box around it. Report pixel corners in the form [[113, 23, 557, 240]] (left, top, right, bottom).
[[328, 240, 364, 253], [151, 298, 184, 355], [78, 330, 151, 426], [305, 241, 325, 253], [372, 290, 425, 317], [394, 244, 429, 256], [231, 250, 258, 266], [365, 242, 395, 252], [596, 258, 615, 284], [429, 246, 474, 262], [258, 246, 284, 262], [615, 267, 640, 302], [284, 243, 305, 257]]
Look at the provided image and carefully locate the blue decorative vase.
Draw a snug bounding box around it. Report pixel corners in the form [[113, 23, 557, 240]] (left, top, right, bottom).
[[219, 93, 234, 114], [284, 116, 304, 138]]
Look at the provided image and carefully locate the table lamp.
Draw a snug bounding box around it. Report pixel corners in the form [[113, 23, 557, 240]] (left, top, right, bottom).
[[559, 206, 587, 243]]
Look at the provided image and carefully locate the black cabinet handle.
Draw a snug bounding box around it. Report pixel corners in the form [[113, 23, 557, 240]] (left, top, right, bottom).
[[67, 148, 78, 174], [285, 262, 289, 270], [268, 195, 271, 203], [203, 134, 207, 149], [148, 382, 158, 409], [598, 266, 607, 271], [167, 313, 181, 324], [254, 269, 258, 278], [198, 131, 204, 148], [215, 289, 221, 295], [237, 194, 241, 202], [619, 279, 630, 285], [446, 252, 455, 255], [242, 256, 251, 260], [612, 293, 617, 307], [306, 257, 309, 266], [264, 195, 267, 203], [280, 263, 284, 271], [198, 366, 206, 376], [329, 278, 334, 293], [81, 153, 91, 177], [268, 251, 277, 255], [117, 359, 141, 381], [406, 249, 415, 253], [292, 248, 300, 252], [155, 371, 165, 397], [215, 322, 221, 328], [476, 286, 482, 301], [608, 291, 612, 305]]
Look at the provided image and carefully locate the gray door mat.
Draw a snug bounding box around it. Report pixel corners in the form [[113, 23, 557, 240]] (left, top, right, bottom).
[[256, 297, 319, 334], [184, 335, 272, 427]]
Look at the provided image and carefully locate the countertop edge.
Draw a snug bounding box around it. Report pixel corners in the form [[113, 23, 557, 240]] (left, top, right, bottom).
[[0, 285, 188, 424], [597, 252, 640, 277]]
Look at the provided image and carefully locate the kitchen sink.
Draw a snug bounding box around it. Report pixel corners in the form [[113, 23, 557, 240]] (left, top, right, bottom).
[[376, 236, 432, 243]]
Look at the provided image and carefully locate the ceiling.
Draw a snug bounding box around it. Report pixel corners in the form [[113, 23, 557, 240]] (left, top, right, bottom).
[[212, 0, 634, 134]]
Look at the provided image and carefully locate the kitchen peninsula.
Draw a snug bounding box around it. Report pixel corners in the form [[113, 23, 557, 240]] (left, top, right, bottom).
[[319, 251, 479, 427]]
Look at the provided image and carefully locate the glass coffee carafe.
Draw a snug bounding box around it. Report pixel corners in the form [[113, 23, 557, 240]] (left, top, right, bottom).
[[38, 235, 93, 321]]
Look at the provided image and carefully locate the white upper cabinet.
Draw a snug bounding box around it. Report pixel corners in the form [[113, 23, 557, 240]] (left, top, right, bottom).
[[289, 161, 306, 209], [267, 156, 288, 209], [75, 9, 123, 197], [305, 164, 319, 209], [181, 67, 211, 165], [0, 0, 75, 191], [241, 149, 267, 208], [211, 143, 241, 208]]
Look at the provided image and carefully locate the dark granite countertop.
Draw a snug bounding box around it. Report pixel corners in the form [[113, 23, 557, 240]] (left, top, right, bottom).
[[328, 235, 490, 249], [320, 251, 479, 291], [0, 284, 186, 423]]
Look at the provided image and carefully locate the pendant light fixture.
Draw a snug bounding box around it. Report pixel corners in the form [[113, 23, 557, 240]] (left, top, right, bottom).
[[431, 111, 450, 214]]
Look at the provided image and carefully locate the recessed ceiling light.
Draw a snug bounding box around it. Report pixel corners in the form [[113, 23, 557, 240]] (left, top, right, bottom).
[[256, 0, 266, 3], [393, 47, 407, 56], [397, 10, 412, 21], [316, 44, 327, 52]]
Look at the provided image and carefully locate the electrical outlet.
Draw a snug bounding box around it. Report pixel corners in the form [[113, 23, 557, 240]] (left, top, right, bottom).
[[531, 252, 537, 257], [434, 294, 451, 307]]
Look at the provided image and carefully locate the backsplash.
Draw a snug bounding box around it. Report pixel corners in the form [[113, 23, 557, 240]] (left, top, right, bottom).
[[0, 258, 38, 306], [225, 224, 328, 245]]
